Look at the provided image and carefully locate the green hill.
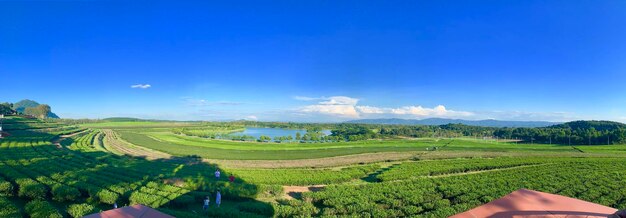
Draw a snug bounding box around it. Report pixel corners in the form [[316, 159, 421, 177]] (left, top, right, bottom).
[[102, 117, 145, 122], [11, 99, 60, 118], [549, 120, 626, 131]]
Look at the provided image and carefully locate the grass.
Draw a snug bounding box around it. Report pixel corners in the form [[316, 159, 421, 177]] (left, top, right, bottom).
[[78, 121, 195, 128], [116, 130, 587, 160], [5, 117, 626, 217], [118, 131, 434, 160]]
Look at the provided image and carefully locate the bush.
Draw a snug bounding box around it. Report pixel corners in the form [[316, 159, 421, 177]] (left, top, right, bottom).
[[257, 185, 282, 198], [24, 200, 63, 218], [97, 189, 119, 204], [172, 194, 195, 208], [129, 191, 163, 208], [52, 184, 81, 202], [67, 203, 97, 218], [0, 197, 21, 217], [236, 201, 274, 216], [16, 178, 46, 199], [0, 181, 14, 196]]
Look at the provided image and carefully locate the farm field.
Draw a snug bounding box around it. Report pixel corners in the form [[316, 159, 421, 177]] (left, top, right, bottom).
[[103, 125, 592, 161], [0, 117, 625, 217]]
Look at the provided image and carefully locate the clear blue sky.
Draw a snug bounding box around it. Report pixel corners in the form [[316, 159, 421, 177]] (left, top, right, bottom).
[[2, 1, 626, 122]]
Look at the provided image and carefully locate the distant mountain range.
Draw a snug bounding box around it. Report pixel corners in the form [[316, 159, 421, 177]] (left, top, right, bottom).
[[345, 118, 561, 127]]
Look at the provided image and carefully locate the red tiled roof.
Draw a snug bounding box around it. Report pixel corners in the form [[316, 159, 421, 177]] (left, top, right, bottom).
[[84, 204, 174, 218], [451, 189, 617, 218]]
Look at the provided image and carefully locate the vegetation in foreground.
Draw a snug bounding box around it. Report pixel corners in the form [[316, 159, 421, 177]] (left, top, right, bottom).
[[1, 115, 626, 217]]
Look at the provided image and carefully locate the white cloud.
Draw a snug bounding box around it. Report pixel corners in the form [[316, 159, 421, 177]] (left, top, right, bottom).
[[245, 115, 258, 121], [355, 105, 474, 118], [131, 84, 151, 89], [297, 96, 472, 119], [301, 104, 360, 118], [298, 96, 361, 118], [355, 106, 385, 114], [320, 96, 359, 105]]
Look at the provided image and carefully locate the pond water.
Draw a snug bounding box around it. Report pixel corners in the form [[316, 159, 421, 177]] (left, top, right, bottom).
[[229, 127, 332, 139]]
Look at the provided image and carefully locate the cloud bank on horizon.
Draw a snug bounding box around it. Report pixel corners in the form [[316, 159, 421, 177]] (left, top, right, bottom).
[[292, 96, 576, 122], [297, 96, 473, 119]]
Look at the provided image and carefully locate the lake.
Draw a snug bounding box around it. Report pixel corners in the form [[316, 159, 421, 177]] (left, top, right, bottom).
[[229, 127, 332, 139]]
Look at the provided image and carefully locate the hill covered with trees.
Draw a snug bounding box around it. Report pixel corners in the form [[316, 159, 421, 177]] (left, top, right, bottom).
[[0, 99, 59, 118], [331, 121, 626, 145]]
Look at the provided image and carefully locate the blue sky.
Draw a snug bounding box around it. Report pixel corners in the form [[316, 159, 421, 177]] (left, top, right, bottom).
[[2, 1, 626, 122]]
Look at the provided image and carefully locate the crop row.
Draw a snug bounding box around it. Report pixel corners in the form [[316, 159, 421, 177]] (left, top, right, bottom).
[[297, 158, 626, 217], [376, 157, 561, 181], [231, 165, 380, 185], [0, 133, 192, 217]]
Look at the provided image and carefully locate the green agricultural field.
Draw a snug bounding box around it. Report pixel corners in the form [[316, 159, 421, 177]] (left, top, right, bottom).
[[112, 129, 585, 160], [2, 117, 626, 217]]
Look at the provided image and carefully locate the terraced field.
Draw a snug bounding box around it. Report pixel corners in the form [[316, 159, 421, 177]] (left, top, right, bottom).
[[113, 129, 584, 160], [1, 118, 626, 217]]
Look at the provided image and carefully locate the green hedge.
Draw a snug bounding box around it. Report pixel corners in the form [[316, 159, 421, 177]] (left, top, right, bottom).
[[25, 200, 63, 218], [0, 197, 21, 217], [16, 178, 46, 199], [0, 181, 14, 196], [96, 189, 119, 204], [52, 184, 81, 202], [67, 203, 97, 218]]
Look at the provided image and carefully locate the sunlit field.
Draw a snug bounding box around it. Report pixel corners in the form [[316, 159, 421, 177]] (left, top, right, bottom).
[[0, 117, 624, 217]]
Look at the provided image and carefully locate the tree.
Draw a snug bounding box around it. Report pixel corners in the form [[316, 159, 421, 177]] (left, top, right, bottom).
[[0, 103, 14, 115], [24, 104, 51, 119], [296, 132, 301, 140], [259, 135, 271, 142]]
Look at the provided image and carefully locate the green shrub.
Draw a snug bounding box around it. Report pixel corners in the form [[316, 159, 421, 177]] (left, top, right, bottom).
[[273, 200, 319, 217], [0, 197, 21, 217], [0, 181, 14, 196], [67, 203, 97, 218], [172, 194, 195, 207], [257, 185, 282, 198], [96, 189, 119, 204], [129, 191, 163, 208], [236, 201, 274, 216], [24, 200, 63, 218], [16, 178, 46, 199], [52, 184, 81, 202]]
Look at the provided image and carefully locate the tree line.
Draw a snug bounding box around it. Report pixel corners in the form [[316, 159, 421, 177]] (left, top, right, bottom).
[[329, 121, 626, 145]]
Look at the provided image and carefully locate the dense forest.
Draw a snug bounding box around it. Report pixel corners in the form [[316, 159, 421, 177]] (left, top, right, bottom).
[[330, 121, 626, 145]]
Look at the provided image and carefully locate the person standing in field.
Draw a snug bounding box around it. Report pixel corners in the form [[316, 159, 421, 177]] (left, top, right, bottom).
[[215, 169, 221, 179], [203, 196, 210, 210], [215, 190, 221, 207], [229, 175, 235, 182]]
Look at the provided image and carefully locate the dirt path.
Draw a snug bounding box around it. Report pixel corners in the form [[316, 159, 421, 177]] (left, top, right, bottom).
[[52, 130, 88, 148], [282, 185, 327, 200], [206, 152, 423, 169], [102, 129, 171, 160], [426, 163, 551, 178]]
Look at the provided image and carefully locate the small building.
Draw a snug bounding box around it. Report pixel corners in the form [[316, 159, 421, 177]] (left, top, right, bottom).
[[451, 189, 617, 218], [84, 204, 174, 218]]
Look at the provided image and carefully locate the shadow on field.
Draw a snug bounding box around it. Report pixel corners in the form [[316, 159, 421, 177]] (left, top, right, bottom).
[[0, 128, 276, 217], [360, 163, 399, 183]]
